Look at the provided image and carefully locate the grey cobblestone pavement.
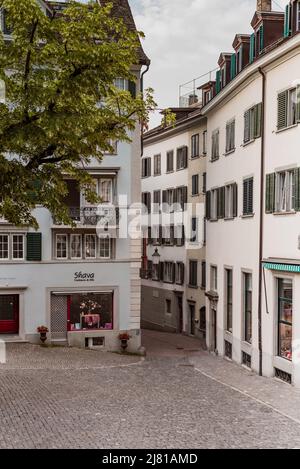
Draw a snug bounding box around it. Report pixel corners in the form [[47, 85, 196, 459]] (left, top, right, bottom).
[[0, 331, 300, 449]]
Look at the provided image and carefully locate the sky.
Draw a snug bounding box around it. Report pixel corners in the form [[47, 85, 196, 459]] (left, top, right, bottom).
[[129, 0, 287, 127]]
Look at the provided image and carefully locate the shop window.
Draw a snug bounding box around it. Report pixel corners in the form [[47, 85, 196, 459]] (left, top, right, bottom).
[[70, 292, 113, 331], [56, 234, 68, 259], [278, 278, 293, 361]]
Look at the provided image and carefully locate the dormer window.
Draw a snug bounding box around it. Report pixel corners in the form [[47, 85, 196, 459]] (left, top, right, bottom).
[[236, 46, 243, 73], [221, 66, 226, 88]]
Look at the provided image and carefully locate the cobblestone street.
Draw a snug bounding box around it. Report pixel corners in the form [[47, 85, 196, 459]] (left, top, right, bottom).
[[1, 330, 300, 449]]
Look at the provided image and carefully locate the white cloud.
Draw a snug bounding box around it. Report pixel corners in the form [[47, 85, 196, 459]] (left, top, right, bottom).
[[129, 0, 287, 126]]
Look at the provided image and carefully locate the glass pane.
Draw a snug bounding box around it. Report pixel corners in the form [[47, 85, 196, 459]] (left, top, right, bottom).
[[279, 323, 292, 361], [69, 293, 113, 331], [278, 278, 293, 322], [245, 310, 252, 343], [0, 295, 16, 320]]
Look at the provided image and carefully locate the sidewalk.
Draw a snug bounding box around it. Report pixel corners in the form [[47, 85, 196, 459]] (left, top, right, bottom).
[[189, 351, 300, 425]]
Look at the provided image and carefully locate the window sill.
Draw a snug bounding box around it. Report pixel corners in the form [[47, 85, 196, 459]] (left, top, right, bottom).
[[209, 218, 218, 223], [273, 211, 296, 216], [224, 148, 235, 156], [209, 157, 219, 163], [176, 167, 188, 172], [166, 170, 174, 174], [153, 173, 161, 177], [191, 155, 200, 160], [241, 139, 255, 148], [224, 217, 235, 221], [275, 123, 298, 134], [188, 284, 198, 289], [191, 193, 200, 197], [241, 213, 255, 218]]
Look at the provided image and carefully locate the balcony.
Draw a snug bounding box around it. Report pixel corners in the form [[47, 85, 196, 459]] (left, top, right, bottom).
[[53, 206, 120, 227]]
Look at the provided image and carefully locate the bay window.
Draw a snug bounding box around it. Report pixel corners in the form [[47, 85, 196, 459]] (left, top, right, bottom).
[[278, 278, 293, 361]]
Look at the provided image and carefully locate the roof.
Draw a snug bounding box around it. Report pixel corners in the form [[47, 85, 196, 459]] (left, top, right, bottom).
[[46, 0, 150, 66]]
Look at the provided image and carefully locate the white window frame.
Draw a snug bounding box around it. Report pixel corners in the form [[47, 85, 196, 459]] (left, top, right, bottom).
[[98, 178, 113, 204], [12, 234, 25, 261], [225, 119, 235, 153], [210, 265, 218, 291], [190, 217, 198, 243], [153, 154, 161, 176], [0, 234, 9, 260], [191, 134, 200, 158], [287, 88, 297, 127], [70, 234, 82, 260], [99, 235, 111, 259], [192, 174, 199, 196], [114, 78, 127, 91], [164, 262, 174, 283], [211, 130, 219, 161], [56, 234, 68, 260], [211, 189, 218, 220], [84, 234, 97, 260], [275, 170, 295, 213], [225, 184, 234, 219]]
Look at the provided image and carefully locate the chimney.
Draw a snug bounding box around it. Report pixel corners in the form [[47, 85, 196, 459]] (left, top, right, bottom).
[[257, 0, 272, 11]]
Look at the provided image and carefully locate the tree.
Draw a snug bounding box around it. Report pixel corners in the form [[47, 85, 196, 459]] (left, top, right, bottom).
[[0, 0, 155, 228]]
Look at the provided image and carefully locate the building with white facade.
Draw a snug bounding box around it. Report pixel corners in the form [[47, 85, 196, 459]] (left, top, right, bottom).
[[0, 0, 150, 352], [202, 0, 300, 386], [141, 108, 207, 338]]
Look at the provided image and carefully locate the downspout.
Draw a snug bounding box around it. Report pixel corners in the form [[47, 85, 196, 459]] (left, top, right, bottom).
[[258, 67, 266, 377], [140, 64, 150, 272]]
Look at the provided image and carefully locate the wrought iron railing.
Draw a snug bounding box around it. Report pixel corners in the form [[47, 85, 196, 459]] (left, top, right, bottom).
[[54, 206, 120, 226]]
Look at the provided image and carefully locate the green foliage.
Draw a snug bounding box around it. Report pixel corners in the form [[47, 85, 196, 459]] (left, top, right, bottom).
[[0, 0, 155, 228]]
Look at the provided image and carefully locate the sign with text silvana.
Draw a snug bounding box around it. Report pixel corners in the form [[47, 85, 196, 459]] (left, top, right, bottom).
[[74, 272, 95, 282]]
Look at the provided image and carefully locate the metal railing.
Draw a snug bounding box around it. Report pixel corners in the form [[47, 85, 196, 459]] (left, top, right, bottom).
[[54, 206, 120, 226], [179, 68, 218, 108]]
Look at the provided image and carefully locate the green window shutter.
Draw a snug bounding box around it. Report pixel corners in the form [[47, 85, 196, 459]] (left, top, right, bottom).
[[26, 233, 42, 261], [259, 25, 264, 52], [277, 91, 288, 130], [230, 54, 236, 80], [284, 4, 291, 38], [254, 103, 262, 138], [294, 168, 300, 211], [297, 85, 300, 122], [265, 173, 276, 214], [244, 109, 251, 143], [216, 70, 221, 94], [217, 187, 225, 219], [249, 33, 255, 63], [206, 191, 211, 220], [233, 183, 238, 218], [128, 80, 137, 98]]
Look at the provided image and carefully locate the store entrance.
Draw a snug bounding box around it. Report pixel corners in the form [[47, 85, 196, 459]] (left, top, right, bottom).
[[0, 295, 19, 334]]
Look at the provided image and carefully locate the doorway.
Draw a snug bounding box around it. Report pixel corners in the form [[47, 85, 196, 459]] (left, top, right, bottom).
[[177, 296, 183, 333], [211, 306, 217, 352], [189, 303, 196, 336], [0, 295, 19, 334]]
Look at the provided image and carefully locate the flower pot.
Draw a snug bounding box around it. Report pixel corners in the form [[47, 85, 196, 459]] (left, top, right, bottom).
[[40, 332, 47, 344], [120, 339, 128, 351]]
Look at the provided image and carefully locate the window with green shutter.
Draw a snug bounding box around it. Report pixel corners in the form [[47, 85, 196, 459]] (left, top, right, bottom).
[[206, 191, 211, 220], [230, 54, 236, 80], [265, 173, 276, 214], [254, 103, 262, 138], [243, 178, 254, 215], [215, 70, 221, 94], [249, 33, 255, 63], [284, 4, 291, 38], [26, 233, 42, 261], [297, 86, 300, 122], [259, 25, 264, 52], [294, 167, 300, 212]]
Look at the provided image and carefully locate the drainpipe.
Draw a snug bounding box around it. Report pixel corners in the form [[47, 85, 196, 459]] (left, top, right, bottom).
[[140, 64, 150, 272], [258, 67, 266, 377]]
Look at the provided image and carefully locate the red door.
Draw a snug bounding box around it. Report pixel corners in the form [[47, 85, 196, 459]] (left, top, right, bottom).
[[0, 295, 19, 334]]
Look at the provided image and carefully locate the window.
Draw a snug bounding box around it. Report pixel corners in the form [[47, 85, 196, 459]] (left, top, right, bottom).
[[175, 224, 185, 247], [142, 192, 151, 213], [243, 273, 252, 343], [192, 174, 199, 196], [141, 158, 151, 178], [277, 88, 299, 130], [69, 292, 113, 331], [297, 1, 300, 31], [201, 261, 206, 289], [153, 190, 161, 214], [190, 217, 198, 243], [56, 234, 68, 259], [154, 154, 161, 176], [85, 234, 96, 259], [211, 189, 218, 220], [225, 269, 233, 333], [225, 119, 235, 153], [175, 262, 185, 285], [237, 46, 243, 73], [211, 266, 217, 291], [166, 299, 172, 315], [12, 234, 24, 260], [225, 184, 235, 219], [176, 146, 188, 170], [243, 178, 254, 215], [0, 234, 9, 260], [164, 262, 175, 283], [99, 179, 113, 204], [166, 150, 174, 172], [275, 170, 295, 212], [162, 188, 176, 213], [211, 130, 219, 161], [163, 225, 174, 246], [202, 173, 207, 194], [176, 186, 187, 211], [152, 263, 160, 281], [189, 261, 198, 287], [115, 78, 127, 90], [191, 134, 200, 158], [244, 103, 262, 143], [278, 278, 293, 361], [151, 225, 161, 245], [99, 236, 111, 259], [203, 131, 207, 155], [70, 234, 82, 259]]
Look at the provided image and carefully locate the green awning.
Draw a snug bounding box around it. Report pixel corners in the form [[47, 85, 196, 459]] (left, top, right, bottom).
[[263, 262, 300, 273]]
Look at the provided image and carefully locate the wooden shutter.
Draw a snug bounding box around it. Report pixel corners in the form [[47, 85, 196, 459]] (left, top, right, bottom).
[[277, 91, 287, 130], [254, 103, 262, 138], [233, 183, 238, 218], [265, 173, 276, 213], [206, 191, 211, 220], [217, 187, 225, 219], [183, 146, 188, 168], [172, 262, 176, 284], [147, 226, 152, 245], [230, 54, 236, 80], [26, 233, 42, 261], [259, 25, 264, 52], [216, 70, 221, 94], [243, 178, 253, 215], [183, 186, 188, 206], [128, 80, 137, 98], [249, 33, 255, 63], [294, 168, 300, 212], [244, 109, 251, 143], [284, 4, 291, 38], [297, 85, 300, 122], [162, 190, 167, 204], [159, 262, 164, 281]]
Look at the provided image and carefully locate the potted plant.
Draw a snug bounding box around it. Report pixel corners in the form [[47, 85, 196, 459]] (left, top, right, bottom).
[[37, 326, 49, 344], [118, 332, 131, 351]]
